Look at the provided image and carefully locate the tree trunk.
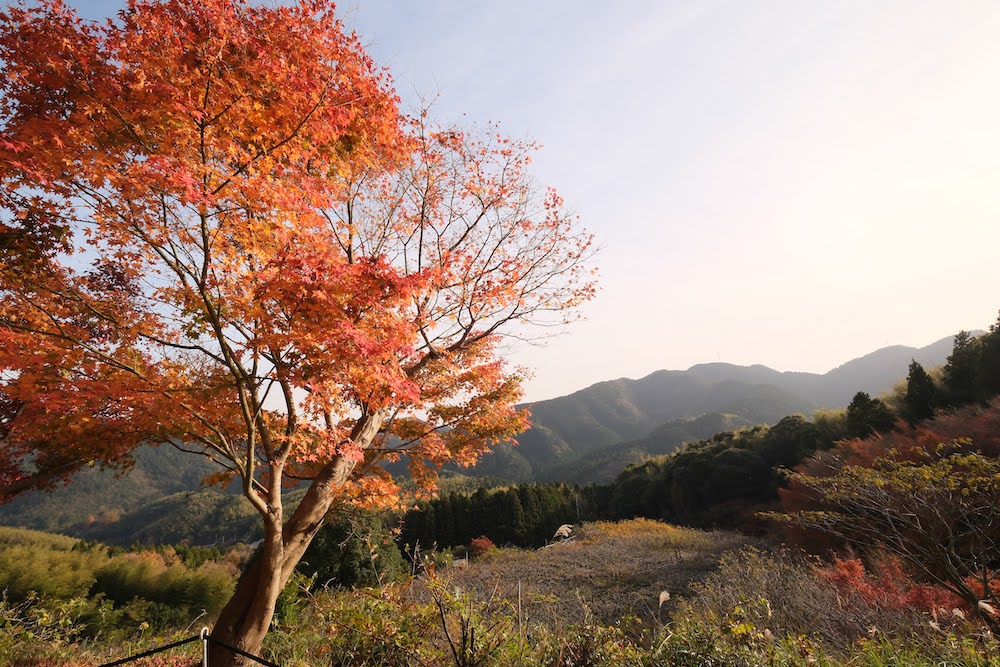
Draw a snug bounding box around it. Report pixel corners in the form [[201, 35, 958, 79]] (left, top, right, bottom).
[[208, 455, 361, 666], [208, 520, 291, 667]]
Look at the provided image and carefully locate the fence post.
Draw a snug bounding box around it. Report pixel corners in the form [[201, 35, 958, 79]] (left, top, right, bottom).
[[201, 627, 210, 667]]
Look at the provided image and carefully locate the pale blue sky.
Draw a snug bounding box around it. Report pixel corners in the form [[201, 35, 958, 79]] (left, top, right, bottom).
[[74, 1, 1000, 401]]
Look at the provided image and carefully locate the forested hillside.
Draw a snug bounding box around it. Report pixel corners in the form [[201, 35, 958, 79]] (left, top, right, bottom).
[[0, 445, 222, 533], [538, 411, 754, 483]]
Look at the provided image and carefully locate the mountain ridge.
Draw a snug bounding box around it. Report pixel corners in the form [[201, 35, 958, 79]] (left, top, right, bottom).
[[467, 334, 961, 480]]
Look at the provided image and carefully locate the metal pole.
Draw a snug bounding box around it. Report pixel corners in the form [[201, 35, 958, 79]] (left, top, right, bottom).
[[201, 627, 210, 667]]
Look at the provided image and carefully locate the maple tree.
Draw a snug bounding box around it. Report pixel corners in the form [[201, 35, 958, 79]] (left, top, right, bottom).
[[0, 0, 596, 662]]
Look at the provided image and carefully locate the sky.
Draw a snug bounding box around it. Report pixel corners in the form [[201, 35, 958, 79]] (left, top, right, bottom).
[[75, 0, 1000, 402]]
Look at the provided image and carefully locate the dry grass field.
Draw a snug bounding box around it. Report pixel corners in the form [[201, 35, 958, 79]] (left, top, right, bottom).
[[429, 519, 758, 630]]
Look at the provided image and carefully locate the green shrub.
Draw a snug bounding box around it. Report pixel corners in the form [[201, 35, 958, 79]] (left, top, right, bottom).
[[0, 542, 105, 601], [92, 550, 233, 614], [264, 582, 439, 666], [273, 570, 313, 628], [300, 510, 406, 589], [852, 634, 1000, 667], [539, 623, 645, 667]]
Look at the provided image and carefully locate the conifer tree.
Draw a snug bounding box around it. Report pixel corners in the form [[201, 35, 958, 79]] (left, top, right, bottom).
[[943, 331, 981, 406], [903, 360, 936, 424], [845, 392, 896, 438]]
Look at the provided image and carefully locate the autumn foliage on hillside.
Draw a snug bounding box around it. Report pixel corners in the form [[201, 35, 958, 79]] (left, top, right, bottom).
[[780, 400, 1000, 631], [780, 398, 1000, 514]]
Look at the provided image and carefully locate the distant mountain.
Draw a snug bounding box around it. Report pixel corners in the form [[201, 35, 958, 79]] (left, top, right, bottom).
[[815, 336, 958, 405], [467, 335, 960, 481], [469, 375, 816, 481], [0, 444, 220, 535]]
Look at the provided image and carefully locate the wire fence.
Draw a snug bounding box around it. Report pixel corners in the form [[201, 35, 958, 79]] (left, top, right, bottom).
[[97, 627, 279, 667]]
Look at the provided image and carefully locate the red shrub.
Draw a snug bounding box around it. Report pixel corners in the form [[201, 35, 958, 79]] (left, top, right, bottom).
[[819, 554, 965, 615], [468, 535, 495, 559], [963, 573, 1000, 600]]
